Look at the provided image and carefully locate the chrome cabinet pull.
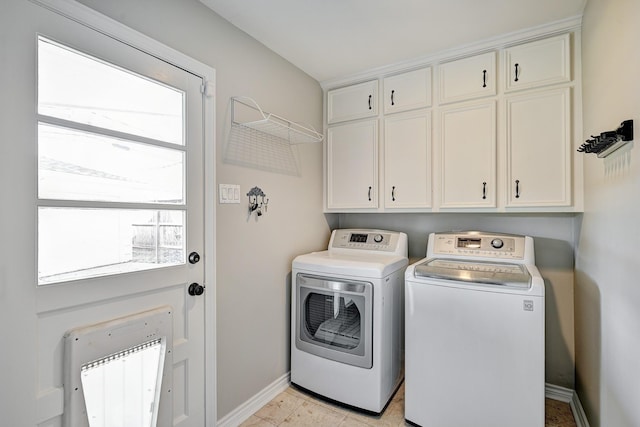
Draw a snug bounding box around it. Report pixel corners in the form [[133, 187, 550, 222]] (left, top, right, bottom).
[[392, 186, 396, 201], [482, 182, 487, 199], [515, 179, 521, 198], [514, 63, 520, 82], [368, 186, 372, 201], [482, 70, 487, 88], [368, 95, 372, 110], [391, 90, 395, 106]]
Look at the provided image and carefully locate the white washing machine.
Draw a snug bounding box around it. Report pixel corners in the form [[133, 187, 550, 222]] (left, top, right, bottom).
[[291, 229, 408, 413], [405, 231, 545, 427]]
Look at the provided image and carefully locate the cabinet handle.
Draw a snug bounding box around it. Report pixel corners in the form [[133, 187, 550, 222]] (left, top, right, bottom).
[[368, 186, 372, 201], [391, 90, 395, 106], [482, 70, 487, 88], [482, 182, 487, 199], [514, 63, 520, 82], [515, 180, 521, 198], [368, 95, 372, 110], [392, 186, 396, 201]]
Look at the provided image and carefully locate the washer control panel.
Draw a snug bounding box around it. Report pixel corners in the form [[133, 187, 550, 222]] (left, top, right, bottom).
[[330, 229, 404, 253], [431, 232, 526, 260]]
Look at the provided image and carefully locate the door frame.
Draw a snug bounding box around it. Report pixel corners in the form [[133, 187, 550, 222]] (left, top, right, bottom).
[[30, 0, 218, 424]]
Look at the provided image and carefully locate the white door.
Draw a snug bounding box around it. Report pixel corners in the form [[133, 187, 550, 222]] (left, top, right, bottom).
[[384, 110, 432, 209], [326, 120, 378, 209], [0, 1, 212, 426], [439, 101, 496, 208], [326, 81, 378, 124], [438, 52, 496, 104], [506, 88, 571, 207], [383, 67, 432, 114]]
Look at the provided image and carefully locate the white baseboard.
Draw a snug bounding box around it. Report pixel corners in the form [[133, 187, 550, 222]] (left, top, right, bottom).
[[218, 377, 589, 427], [217, 372, 290, 427], [545, 383, 590, 427]]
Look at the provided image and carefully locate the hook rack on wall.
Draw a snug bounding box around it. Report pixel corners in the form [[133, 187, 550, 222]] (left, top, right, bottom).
[[578, 119, 634, 158], [247, 186, 268, 217]]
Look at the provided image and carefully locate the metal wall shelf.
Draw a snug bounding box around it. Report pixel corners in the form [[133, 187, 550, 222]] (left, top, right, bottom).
[[231, 96, 323, 145]]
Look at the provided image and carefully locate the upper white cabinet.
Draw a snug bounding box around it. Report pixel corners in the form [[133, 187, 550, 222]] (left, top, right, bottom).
[[383, 67, 432, 114], [506, 88, 571, 207], [504, 34, 571, 92], [439, 51, 496, 104], [327, 80, 378, 124], [384, 110, 432, 208], [326, 120, 378, 209], [440, 101, 496, 208], [323, 28, 581, 213]]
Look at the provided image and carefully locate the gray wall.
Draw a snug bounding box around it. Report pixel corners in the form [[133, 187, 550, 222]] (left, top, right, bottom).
[[76, 0, 330, 419], [338, 213, 578, 389], [578, 0, 640, 425], [70, 2, 640, 426]]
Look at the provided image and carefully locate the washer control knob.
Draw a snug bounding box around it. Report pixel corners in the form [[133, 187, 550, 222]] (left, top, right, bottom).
[[491, 238, 504, 249], [373, 234, 384, 243]]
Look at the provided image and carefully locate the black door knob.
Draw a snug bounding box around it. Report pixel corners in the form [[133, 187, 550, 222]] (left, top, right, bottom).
[[188, 283, 204, 296], [188, 252, 200, 264]]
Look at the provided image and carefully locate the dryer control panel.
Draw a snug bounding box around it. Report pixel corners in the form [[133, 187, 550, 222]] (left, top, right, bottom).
[[329, 229, 407, 255], [431, 232, 527, 260]]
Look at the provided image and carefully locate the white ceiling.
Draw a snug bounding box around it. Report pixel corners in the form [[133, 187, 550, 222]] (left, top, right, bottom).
[[200, 0, 586, 83]]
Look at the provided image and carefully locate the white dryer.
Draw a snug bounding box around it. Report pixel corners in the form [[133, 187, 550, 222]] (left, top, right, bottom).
[[405, 231, 545, 427], [291, 229, 408, 413]]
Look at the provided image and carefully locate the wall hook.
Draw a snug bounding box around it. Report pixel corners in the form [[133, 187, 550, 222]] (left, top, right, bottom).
[[247, 186, 268, 218], [578, 119, 633, 158]]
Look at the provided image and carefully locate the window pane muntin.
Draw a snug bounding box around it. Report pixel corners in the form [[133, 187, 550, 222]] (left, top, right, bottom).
[[38, 123, 185, 204], [38, 208, 185, 285], [37, 36, 185, 145]]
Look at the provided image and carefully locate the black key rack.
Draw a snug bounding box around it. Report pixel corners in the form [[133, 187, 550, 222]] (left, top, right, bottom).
[[578, 119, 634, 158]]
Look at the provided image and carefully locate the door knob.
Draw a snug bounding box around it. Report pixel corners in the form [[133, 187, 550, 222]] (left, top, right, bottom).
[[188, 283, 205, 296], [188, 252, 200, 264]]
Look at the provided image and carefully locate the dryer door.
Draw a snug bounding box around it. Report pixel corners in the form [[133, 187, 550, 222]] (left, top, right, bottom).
[[295, 274, 373, 368]]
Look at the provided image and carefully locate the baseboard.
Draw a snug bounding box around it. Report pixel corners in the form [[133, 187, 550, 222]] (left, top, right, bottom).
[[545, 383, 590, 427], [217, 372, 290, 427], [218, 377, 588, 427]]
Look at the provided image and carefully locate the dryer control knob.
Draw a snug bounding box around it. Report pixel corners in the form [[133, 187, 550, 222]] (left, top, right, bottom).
[[491, 238, 504, 249], [373, 234, 384, 243]]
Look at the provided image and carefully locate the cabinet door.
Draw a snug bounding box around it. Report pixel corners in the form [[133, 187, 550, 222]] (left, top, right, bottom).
[[439, 51, 496, 104], [327, 120, 378, 209], [384, 110, 432, 208], [506, 88, 571, 207], [440, 102, 496, 208], [505, 34, 571, 92], [383, 67, 432, 114], [327, 80, 378, 124]]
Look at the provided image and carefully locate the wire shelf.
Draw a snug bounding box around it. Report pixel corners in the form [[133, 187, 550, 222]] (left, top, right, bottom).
[[231, 96, 323, 145]]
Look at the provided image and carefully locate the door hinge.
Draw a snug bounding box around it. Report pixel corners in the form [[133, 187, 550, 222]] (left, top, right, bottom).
[[201, 80, 215, 97]]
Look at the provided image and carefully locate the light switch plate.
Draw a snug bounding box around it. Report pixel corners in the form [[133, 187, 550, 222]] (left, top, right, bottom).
[[219, 184, 241, 204]]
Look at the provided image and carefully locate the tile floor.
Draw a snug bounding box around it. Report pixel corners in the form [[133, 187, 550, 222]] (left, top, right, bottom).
[[241, 382, 578, 427]]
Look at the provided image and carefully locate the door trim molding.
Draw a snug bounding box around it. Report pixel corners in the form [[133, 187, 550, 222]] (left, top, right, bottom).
[[28, 1, 218, 425]]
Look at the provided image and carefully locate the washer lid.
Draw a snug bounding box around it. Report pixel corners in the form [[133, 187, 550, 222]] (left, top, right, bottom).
[[414, 258, 531, 289]]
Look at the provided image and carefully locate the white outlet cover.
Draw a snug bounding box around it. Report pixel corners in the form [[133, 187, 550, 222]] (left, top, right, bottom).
[[219, 184, 241, 204]]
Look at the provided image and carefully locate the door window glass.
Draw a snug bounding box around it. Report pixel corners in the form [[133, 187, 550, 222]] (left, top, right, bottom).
[[38, 38, 184, 145], [38, 123, 184, 203], [38, 208, 184, 284], [37, 37, 187, 285]]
